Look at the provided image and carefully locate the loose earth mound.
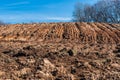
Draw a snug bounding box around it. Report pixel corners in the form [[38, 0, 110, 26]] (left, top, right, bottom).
[[0, 22, 119, 80], [0, 22, 120, 43]]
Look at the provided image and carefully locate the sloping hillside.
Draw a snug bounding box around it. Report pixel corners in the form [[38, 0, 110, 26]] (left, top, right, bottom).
[[0, 22, 120, 44], [0, 22, 120, 79]]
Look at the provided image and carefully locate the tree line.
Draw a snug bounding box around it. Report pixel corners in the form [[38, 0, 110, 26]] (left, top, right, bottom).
[[72, 0, 120, 23], [0, 20, 6, 25]]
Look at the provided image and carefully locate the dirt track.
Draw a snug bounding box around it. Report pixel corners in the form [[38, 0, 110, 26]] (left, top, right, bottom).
[[0, 22, 120, 80]]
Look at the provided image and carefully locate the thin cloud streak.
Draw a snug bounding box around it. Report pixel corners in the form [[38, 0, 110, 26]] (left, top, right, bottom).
[[46, 17, 71, 21], [0, 1, 30, 10], [0, 14, 71, 23], [5, 1, 30, 6]]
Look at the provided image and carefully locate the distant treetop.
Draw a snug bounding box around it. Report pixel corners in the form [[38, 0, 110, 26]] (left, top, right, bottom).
[[72, 0, 120, 23]]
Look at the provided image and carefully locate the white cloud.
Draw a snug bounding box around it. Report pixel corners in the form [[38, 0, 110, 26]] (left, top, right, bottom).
[[0, 1, 30, 10], [0, 13, 71, 23], [44, 17, 71, 21], [5, 1, 30, 6]]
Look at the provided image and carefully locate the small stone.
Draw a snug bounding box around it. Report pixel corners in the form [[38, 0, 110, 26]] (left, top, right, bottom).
[[44, 58, 55, 68], [0, 71, 5, 76], [111, 63, 120, 68]]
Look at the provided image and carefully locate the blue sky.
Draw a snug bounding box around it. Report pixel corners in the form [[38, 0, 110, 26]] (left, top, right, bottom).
[[0, 0, 99, 23]]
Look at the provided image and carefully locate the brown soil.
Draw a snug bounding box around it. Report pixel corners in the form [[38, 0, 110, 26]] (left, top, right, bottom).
[[0, 22, 120, 43], [0, 22, 120, 80]]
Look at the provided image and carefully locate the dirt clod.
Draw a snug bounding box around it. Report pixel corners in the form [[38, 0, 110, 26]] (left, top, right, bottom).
[[0, 22, 119, 79]]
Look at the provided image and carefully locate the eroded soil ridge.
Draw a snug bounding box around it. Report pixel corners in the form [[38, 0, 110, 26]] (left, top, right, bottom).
[[0, 22, 120, 43]]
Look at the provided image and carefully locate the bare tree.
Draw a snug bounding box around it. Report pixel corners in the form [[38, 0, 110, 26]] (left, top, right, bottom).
[[72, 2, 85, 22], [0, 20, 5, 25], [113, 0, 120, 23], [72, 0, 120, 23]]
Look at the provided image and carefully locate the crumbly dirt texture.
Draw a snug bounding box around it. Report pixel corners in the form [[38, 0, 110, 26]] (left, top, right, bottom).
[[0, 22, 120, 80]]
